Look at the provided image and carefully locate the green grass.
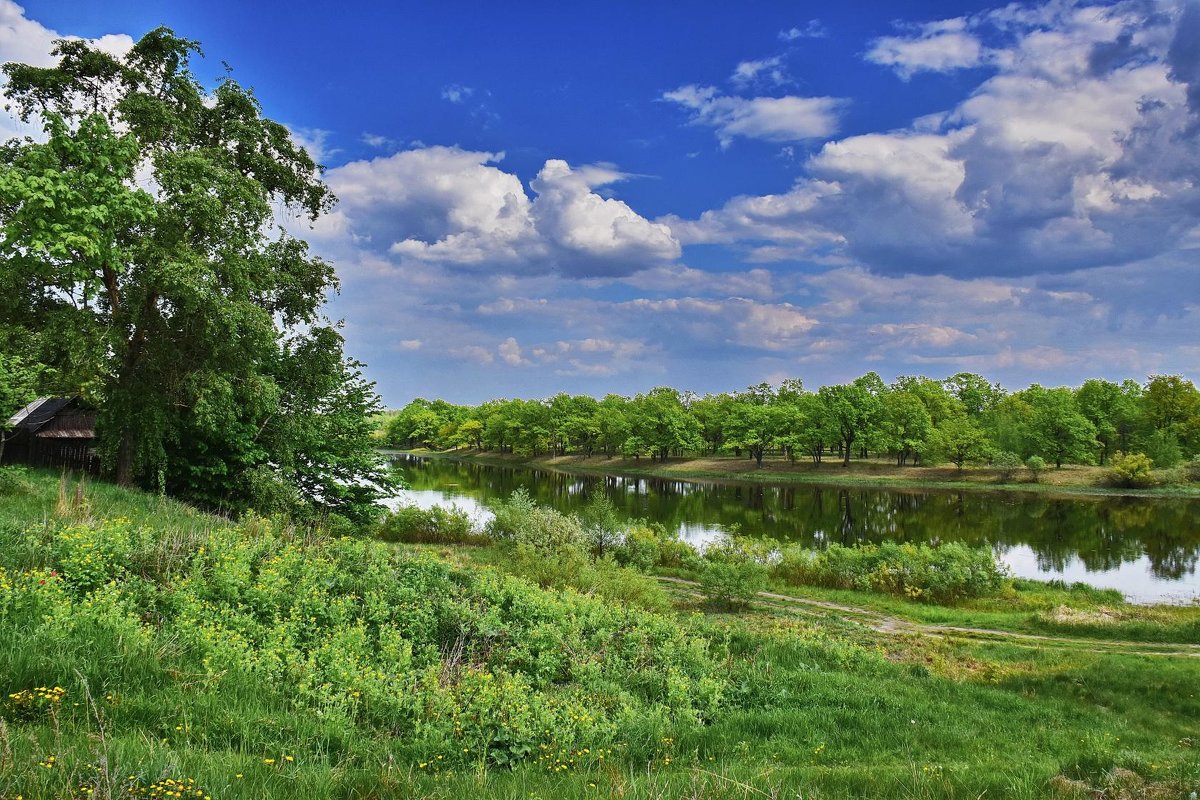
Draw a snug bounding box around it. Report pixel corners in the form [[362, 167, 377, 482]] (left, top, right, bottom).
[[2, 468, 1199, 798]]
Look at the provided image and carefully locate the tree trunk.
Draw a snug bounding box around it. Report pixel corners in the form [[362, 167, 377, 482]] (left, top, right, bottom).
[[116, 429, 135, 486]]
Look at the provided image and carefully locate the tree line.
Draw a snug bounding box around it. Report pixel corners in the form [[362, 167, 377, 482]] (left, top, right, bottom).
[[381, 372, 1200, 472]]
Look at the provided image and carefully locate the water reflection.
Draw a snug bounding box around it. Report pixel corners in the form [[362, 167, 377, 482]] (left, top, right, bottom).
[[388, 455, 1200, 604]]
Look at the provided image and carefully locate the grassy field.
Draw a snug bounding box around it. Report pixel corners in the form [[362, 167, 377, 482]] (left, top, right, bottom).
[[1, 468, 1198, 799], [402, 448, 1200, 499]]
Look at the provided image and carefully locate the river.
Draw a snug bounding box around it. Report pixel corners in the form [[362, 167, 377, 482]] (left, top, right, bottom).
[[387, 454, 1200, 604]]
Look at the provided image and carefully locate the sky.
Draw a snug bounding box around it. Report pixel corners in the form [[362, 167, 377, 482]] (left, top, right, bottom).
[[2, 0, 1199, 406]]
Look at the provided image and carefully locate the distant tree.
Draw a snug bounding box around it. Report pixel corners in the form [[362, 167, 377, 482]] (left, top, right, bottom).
[[892, 375, 965, 427], [944, 372, 1005, 416], [1076, 379, 1141, 465], [629, 387, 701, 462], [1027, 387, 1098, 468], [594, 394, 631, 458], [1142, 375, 1200, 432], [879, 391, 933, 466], [723, 399, 776, 467], [775, 393, 835, 465], [818, 382, 881, 467], [932, 416, 992, 471]]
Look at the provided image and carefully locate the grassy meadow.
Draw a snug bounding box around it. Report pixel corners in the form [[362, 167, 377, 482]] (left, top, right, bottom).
[[1, 467, 1198, 799]]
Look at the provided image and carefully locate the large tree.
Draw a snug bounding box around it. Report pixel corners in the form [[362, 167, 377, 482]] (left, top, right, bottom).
[[0, 30, 388, 521]]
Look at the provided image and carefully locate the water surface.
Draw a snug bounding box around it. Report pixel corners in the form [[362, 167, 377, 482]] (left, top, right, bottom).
[[389, 454, 1200, 604]]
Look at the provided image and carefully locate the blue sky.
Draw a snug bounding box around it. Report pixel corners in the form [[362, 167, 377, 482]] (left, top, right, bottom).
[[4, 1, 1199, 406]]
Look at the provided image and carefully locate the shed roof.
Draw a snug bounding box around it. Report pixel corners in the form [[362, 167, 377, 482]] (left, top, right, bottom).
[[7, 398, 71, 431]]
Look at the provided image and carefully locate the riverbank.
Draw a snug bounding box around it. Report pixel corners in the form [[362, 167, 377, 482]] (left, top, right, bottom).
[[396, 448, 1200, 499]]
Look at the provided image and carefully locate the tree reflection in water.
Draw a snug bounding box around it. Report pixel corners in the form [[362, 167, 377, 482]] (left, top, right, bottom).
[[392, 455, 1200, 597]]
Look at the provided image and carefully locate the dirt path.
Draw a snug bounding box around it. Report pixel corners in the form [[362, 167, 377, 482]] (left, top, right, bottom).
[[656, 576, 1200, 658]]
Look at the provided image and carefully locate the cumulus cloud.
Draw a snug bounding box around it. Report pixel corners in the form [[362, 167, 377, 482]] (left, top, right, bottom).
[[324, 147, 679, 277], [666, 0, 1200, 277], [662, 84, 844, 147], [866, 17, 988, 79]]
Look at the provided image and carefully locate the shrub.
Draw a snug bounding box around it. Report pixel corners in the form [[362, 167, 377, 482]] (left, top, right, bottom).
[[6, 509, 726, 769], [698, 539, 768, 610], [376, 504, 486, 545], [0, 465, 31, 495], [1026, 455, 1047, 483], [1184, 460, 1200, 483], [487, 489, 588, 555], [773, 541, 1009, 604], [614, 524, 662, 572], [1106, 451, 1156, 489], [509, 545, 670, 612], [993, 451, 1023, 482]]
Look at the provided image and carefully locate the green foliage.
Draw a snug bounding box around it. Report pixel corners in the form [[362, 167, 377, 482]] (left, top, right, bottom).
[[773, 542, 1011, 604], [1026, 455, 1047, 482], [579, 493, 623, 556], [0, 465, 32, 495], [615, 524, 665, 571], [508, 546, 670, 613], [931, 415, 992, 470], [1140, 429, 1184, 468], [1026, 386, 1099, 468], [0, 30, 388, 521], [698, 539, 769, 610], [1, 507, 725, 772], [376, 504, 486, 545], [992, 450, 1024, 481], [1106, 452, 1156, 489], [486, 488, 588, 555]]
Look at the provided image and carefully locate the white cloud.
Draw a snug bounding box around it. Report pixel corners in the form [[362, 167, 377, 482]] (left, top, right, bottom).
[[779, 21, 829, 41], [866, 18, 988, 79], [498, 336, 531, 366], [731, 56, 789, 87], [441, 84, 474, 103], [662, 84, 844, 147], [0, 1, 134, 141], [669, 0, 1200, 277], [325, 146, 678, 277]]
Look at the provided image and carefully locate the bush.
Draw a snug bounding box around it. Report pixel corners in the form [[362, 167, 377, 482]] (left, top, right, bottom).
[[614, 524, 662, 572], [698, 539, 768, 610], [0, 465, 31, 495], [773, 541, 1010, 604], [1026, 455, 1047, 483], [1184, 460, 1200, 483], [509, 544, 669, 612], [376, 504, 486, 545], [487, 489, 588, 555], [1106, 451, 1156, 489], [4, 509, 727, 770], [993, 451, 1023, 482]]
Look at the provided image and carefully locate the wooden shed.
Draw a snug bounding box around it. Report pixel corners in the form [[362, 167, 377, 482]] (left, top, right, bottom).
[[2, 397, 99, 473]]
